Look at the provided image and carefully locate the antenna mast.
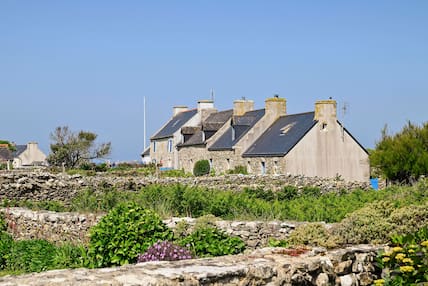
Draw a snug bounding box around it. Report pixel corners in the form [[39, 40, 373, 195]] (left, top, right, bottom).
[[143, 96, 147, 151], [210, 88, 215, 102]]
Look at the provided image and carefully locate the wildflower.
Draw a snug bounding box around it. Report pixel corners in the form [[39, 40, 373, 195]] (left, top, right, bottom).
[[408, 249, 415, 253], [402, 258, 413, 264], [382, 257, 390, 263], [395, 253, 406, 261], [383, 251, 392, 257], [421, 240, 428, 247], [399, 265, 415, 273], [392, 246, 404, 253], [373, 279, 385, 286]]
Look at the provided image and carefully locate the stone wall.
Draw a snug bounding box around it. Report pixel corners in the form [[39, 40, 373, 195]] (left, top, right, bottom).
[[0, 207, 302, 249], [0, 245, 382, 285], [0, 170, 371, 205]]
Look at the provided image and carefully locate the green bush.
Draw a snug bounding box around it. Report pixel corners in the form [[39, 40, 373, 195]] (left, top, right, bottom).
[[287, 223, 338, 248], [5, 239, 57, 273], [87, 202, 173, 267], [193, 160, 210, 176], [375, 227, 428, 285], [333, 200, 428, 245], [226, 165, 248, 175], [179, 227, 245, 257], [0, 232, 13, 270], [332, 201, 395, 244]]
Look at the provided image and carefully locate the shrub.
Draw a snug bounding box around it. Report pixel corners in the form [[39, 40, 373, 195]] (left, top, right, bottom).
[[193, 160, 210, 176], [388, 202, 428, 237], [333, 200, 428, 245], [137, 240, 193, 262], [5, 239, 57, 273], [88, 202, 173, 267], [287, 223, 339, 248], [0, 232, 13, 270], [332, 201, 395, 244], [226, 165, 248, 175], [376, 227, 428, 285], [179, 227, 245, 257]]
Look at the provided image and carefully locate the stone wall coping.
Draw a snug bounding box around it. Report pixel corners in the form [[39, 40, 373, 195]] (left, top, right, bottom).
[[0, 245, 383, 286]]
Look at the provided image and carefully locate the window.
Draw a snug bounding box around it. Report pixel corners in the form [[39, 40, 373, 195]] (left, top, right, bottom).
[[209, 158, 213, 169], [261, 161, 266, 175], [167, 139, 173, 153], [153, 142, 156, 153], [274, 161, 278, 175], [247, 160, 252, 173], [226, 158, 230, 170]]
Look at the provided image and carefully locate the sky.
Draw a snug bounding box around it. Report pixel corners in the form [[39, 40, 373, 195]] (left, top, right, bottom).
[[1, 1, 427, 162]]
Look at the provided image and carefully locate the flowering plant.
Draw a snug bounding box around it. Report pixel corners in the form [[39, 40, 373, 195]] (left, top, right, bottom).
[[375, 227, 428, 285], [137, 240, 193, 262]]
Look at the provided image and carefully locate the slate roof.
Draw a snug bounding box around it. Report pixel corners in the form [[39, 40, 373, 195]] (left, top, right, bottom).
[[13, 145, 27, 157], [151, 109, 198, 140], [178, 109, 233, 147], [242, 112, 317, 157], [0, 148, 13, 161], [141, 147, 150, 156], [209, 109, 265, 151]]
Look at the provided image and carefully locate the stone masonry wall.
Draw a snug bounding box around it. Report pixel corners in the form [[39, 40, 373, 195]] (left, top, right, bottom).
[[0, 245, 382, 286], [0, 207, 302, 249], [0, 170, 371, 205]]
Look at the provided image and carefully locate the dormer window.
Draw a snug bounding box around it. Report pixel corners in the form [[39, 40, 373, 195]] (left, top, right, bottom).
[[231, 127, 236, 141]]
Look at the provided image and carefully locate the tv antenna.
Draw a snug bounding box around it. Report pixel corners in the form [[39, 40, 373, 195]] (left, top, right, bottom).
[[210, 88, 215, 102]]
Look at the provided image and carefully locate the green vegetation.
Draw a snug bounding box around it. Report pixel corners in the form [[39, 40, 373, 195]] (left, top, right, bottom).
[[87, 202, 173, 267], [226, 165, 248, 175], [374, 227, 428, 286], [178, 227, 245, 257], [193, 159, 210, 176], [47, 126, 111, 169], [370, 121, 428, 183]]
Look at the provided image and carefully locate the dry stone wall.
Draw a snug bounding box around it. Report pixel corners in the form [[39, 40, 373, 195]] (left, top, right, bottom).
[[0, 207, 303, 249], [0, 170, 371, 205], [0, 245, 382, 286]]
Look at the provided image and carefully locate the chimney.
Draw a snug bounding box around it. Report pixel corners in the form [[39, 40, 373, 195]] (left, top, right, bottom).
[[314, 99, 337, 122], [27, 142, 37, 151], [173, 106, 188, 116], [265, 95, 286, 119], [197, 99, 216, 121], [233, 98, 254, 116]]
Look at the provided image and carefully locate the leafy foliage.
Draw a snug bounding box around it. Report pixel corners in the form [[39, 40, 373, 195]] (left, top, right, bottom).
[[193, 159, 210, 176], [137, 240, 193, 262], [287, 223, 339, 248], [226, 165, 248, 175], [179, 227, 245, 257], [87, 202, 173, 267], [370, 121, 428, 183], [47, 126, 111, 168], [376, 227, 428, 285], [333, 200, 428, 245]]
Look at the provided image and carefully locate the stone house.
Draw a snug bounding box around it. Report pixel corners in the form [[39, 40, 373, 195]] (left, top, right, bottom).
[[0, 142, 47, 169], [150, 100, 217, 169], [12, 142, 47, 168], [152, 96, 370, 182]]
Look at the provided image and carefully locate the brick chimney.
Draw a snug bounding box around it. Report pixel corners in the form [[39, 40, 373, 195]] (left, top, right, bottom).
[[173, 106, 188, 116], [265, 95, 286, 119], [233, 98, 254, 116], [314, 99, 337, 122]]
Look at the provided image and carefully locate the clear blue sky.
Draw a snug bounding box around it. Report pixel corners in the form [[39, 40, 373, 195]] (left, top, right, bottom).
[[1, 1, 427, 161]]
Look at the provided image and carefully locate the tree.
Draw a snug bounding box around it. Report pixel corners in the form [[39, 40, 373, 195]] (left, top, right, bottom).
[[47, 126, 111, 168], [370, 121, 428, 183]]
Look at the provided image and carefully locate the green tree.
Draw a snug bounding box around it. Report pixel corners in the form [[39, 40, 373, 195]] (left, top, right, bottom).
[[370, 121, 428, 183], [47, 126, 111, 168]]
